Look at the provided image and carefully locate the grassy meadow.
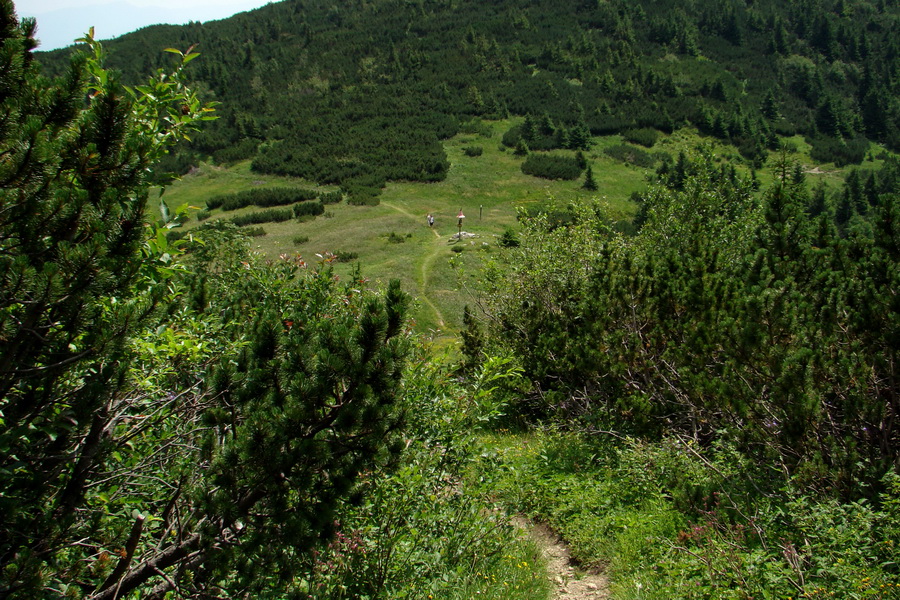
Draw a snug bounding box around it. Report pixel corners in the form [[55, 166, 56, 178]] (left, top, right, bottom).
[[158, 119, 888, 339], [160, 119, 641, 337]]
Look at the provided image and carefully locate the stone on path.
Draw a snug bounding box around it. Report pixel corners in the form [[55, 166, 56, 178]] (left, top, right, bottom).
[[512, 517, 610, 600]]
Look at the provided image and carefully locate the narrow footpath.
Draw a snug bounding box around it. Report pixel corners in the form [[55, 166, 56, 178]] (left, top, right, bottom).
[[516, 518, 611, 600], [380, 200, 445, 327]]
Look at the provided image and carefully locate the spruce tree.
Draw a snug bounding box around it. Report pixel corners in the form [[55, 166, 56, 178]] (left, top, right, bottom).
[[521, 114, 537, 143], [583, 165, 598, 191], [568, 119, 592, 150], [514, 138, 530, 156], [761, 89, 780, 121]]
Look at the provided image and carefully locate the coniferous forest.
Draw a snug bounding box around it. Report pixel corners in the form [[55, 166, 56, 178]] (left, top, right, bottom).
[[2, 0, 900, 598], [37, 0, 900, 198]]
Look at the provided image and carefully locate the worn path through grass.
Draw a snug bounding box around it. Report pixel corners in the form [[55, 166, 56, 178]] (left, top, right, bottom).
[[158, 122, 876, 334], [160, 119, 652, 334], [382, 200, 445, 326], [516, 518, 610, 600]]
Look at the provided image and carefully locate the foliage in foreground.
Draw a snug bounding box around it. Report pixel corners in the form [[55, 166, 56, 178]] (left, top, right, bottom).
[[293, 353, 549, 600], [0, 11, 424, 596], [3, 209, 415, 598], [485, 147, 899, 495], [0, 9, 548, 596], [474, 143, 900, 597], [476, 429, 900, 600]]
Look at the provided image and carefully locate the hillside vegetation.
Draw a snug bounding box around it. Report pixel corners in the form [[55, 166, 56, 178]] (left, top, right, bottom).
[[4, 0, 899, 598], [38, 0, 900, 200], [156, 118, 649, 332]]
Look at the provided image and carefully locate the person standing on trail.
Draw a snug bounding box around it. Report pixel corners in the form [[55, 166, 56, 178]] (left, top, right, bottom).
[[427, 213, 435, 228]]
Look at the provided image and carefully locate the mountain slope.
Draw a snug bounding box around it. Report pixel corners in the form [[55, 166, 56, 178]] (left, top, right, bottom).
[[37, 0, 900, 197]]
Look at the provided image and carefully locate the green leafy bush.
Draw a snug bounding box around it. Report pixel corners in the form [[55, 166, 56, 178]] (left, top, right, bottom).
[[603, 143, 656, 167], [463, 145, 484, 157], [459, 119, 493, 137], [231, 207, 293, 226], [301, 441, 549, 600], [344, 176, 383, 205], [334, 250, 358, 262], [292, 200, 325, 218], [521, 153, 584, 180], [809, 135, 869, 166], [487, 149, 900, 495], [319, 190, 344, 204], [212, 137, 259, 164], [476, 430, 900, 600], [166, 229, 188, 242], [499, 227, 520, 248], [631, 471, 900, 600], [206, 187, 318, 211], [293, 353, 548, 600], [623, 128, 659, 148], [590, 114, 631, 135], [346, 193, 381, 206]]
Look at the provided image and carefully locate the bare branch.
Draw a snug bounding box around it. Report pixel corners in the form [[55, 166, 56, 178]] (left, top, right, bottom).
[[96, 514, 144, 594]]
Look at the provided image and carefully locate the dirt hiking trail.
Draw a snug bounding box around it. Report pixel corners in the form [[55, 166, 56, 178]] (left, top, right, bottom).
[[516, 518, 611, 600]]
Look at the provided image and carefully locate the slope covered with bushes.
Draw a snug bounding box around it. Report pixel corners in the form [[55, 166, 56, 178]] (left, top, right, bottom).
[[36, 0, 900, 200]]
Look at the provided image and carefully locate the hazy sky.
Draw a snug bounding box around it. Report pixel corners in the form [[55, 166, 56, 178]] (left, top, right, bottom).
[[17, 0, 278, 51]]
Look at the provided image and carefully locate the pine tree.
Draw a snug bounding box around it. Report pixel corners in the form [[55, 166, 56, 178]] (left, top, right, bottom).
[[817, 95, 846, 137], [568, 119, 592, 150], [770, 18, 789, 54], [514, 138, 530, 156], [807, 184, 829, 218], [576, 151, 587, 170], [539, 113, 556, 137], [761, 89, 780, 121], [1, 8, 213, 589], [521, 114, 537, 143], [583, 165, 598, 191], [555, 127, 570, 149], [861, 85, 890, 139]]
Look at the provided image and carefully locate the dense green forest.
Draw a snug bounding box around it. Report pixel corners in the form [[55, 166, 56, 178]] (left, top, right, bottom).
[[2, 0, 899, 598], [38, 0, 900, 200]]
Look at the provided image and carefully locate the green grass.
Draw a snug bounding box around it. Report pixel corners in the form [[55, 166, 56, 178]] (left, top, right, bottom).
[[159, 119, 648, 336], [157, 120, 894, 337], [436, 537, 550, 600]]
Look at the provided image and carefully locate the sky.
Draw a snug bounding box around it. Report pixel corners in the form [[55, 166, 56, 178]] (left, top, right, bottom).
[[16, 0, 278, 51]]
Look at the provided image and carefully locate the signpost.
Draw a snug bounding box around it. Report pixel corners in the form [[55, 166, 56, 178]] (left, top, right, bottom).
[[457, 209, 465, 239]]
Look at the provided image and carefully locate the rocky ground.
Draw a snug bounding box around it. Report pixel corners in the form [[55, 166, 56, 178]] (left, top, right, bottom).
[[516, 518, 610, 600]]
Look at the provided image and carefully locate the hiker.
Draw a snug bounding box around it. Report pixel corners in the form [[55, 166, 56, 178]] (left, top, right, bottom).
[[427, 213, 434, 227]]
